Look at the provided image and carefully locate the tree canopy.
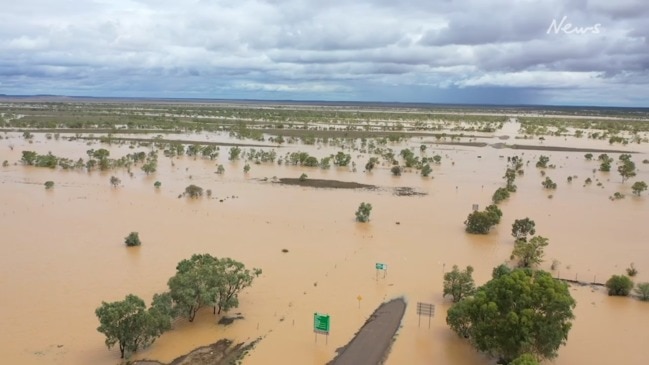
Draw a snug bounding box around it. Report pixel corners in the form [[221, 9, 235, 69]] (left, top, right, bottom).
[[511, 218, 536, 241], [511, 236, 548, 268], [95, 294, 172, 359], [446, 268, 575, 364], [464, 205, 502, 234], [443, 265, 476, 303], [605, 275, 633, 296], [355, 202, 372, 223], [167, 254, 261, 322]]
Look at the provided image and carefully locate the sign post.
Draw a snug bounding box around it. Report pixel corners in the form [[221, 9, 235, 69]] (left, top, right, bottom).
[[416, 302, 435, 329], [375, 262, 387, 280], [313, 313, 330, 344]]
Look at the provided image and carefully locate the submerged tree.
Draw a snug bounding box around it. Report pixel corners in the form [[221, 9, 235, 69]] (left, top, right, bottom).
[[618, 159, 636, 182], [464, 205, 502, 234], [184, 184, 203, 198], [443, 265, 476, 303], [511, 236, 548, 268], [95, 294, 172, 359], [446, 269, 575, 364], [631, 181, 647, 196], [511, 218, 536, 241], [167, 254, 260, 321], [355, 202, 372, 223], [124, 232, 141, 247], [492, 187, 510, 204], [110, 176, 121, 188], [605, 275, 633, 296]]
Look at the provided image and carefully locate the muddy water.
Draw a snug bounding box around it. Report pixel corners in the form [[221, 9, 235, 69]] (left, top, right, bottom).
[[0, 130, 648, 365]]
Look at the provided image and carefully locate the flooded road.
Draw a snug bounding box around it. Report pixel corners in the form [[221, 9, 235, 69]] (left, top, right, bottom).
[[0, 130, 648, 365]]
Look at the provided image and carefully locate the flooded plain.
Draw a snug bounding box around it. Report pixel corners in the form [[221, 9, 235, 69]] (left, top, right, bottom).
[[1, 124, 648, 365]]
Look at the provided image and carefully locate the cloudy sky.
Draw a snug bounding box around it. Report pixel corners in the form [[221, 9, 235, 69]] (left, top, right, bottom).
[[1, 0, 648, 106]]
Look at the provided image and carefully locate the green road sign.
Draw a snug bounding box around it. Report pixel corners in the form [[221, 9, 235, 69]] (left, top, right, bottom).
[[314, 313, 330, 334], [376, 263, 387, 270]]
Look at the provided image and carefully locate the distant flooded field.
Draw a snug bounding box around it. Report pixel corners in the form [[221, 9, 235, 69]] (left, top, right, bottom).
[[1, 102, 648, 365]]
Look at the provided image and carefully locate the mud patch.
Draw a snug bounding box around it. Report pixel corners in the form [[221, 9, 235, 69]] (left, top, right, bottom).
[[132, 338, 260, 365], [218, 314, 245, 326], [276, 178, 376, 190], [392, 187, 427, 197]]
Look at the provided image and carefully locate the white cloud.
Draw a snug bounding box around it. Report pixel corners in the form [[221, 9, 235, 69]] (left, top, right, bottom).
[[0, 0, 647, 105]]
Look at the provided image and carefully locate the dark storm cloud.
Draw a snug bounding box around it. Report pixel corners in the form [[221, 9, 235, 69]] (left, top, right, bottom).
[[0, 0, 647, 106]]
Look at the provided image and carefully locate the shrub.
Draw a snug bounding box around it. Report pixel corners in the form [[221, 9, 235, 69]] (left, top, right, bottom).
[[605, 275, 633, 296], [634, 283, 649, 301], [626, 263, 638, 277], [299, 173, 308, 181], [44, 181, 55, 189], [154, 181, 162, 189], [492, 187, 510, 204], [390, 165, 402, 176], [355, 202, 372, 223], [184, 184, 203, 198], [125, 232, 141, 247]]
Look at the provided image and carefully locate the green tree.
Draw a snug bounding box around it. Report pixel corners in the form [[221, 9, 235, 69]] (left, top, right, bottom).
[[446, 269, 575, 364], [542, 177, 557, 189], [510, 354, 540, 365], [584, 153, 593, 160], [365, 157, 379, 172], [243, 163, 251, 173], [464, 205, 502, 234], [110, 176, 121, 188], [299, 173, 308, 181], [142, 161, 157, 175], [536, 155, 550, 168], [95, 294, 171, 359], [390, 165, 402, 176], [355, 202, 372, 223], [93, 148, 110, 160], [44, 181, 55, 189], [634, 283, 649, 301], [617, 159, 636, 182], [605, 275, 634, 296], [21, 151, 38, 165], [333, 151, 352, 166], [485, 205, 503, 224], [421, 163, 432, 177], [168, 254, 221, 322], [229, 146, 241, 160], [511, 218, 536, 241], [511, 236, 548, 268], [492, 187, 510, 204], [443, 265, 476, 303], [304, 156, 319, 167], [319, 157, 331, 169], [216, 164, 225, 174], [631, 181, 647, 196], [167, 254, 260, 321], [213, 258, 262, 315], [125, 232, 141, 247], [504, 168, 517, 192], [492, 264, 512, 279], [185, 184, 203, 198], [154, 181, 162, 189]]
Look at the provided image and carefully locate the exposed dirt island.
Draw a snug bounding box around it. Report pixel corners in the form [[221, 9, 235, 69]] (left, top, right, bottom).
[[276, 178, 377, 190], [132, 338, 259, 365], [328, 298, 407, 365]]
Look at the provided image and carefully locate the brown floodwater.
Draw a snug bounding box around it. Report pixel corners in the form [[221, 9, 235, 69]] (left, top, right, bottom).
[[0, 127, 648, 365]]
